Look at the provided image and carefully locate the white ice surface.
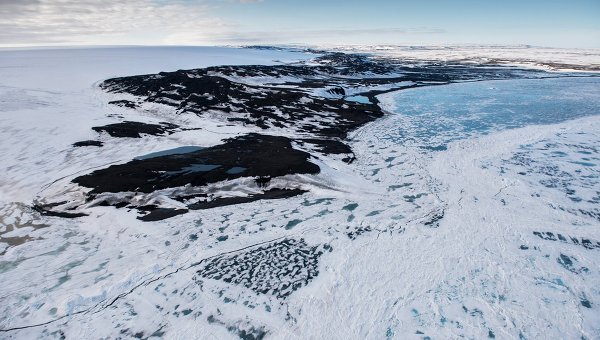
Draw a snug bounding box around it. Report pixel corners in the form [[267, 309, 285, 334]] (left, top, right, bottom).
[[0, 47, 599, 339], [329, 45, 600, 72]]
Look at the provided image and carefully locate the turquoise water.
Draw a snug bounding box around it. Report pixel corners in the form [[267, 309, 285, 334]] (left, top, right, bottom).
[[346, 95, 371, 104], [381, 77, 600, 148], [226, 166, 247, 174], [135, 146, 204, 160]]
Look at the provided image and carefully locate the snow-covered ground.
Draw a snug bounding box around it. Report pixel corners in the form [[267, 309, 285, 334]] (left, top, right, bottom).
[[0, 46, 314, 203], [0, 46, 599, 339], [331, 45, 600, 72]]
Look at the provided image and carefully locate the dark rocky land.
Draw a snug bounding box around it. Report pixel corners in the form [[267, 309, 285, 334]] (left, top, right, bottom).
[[39, 50, 549, 220]]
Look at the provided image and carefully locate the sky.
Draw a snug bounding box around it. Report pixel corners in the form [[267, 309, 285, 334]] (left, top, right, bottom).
[[1, 0, 599, 48]]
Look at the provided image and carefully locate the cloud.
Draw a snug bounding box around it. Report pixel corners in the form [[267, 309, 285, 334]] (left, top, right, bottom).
[[0, 0, 230, 46], [0, 0, 444, 47]]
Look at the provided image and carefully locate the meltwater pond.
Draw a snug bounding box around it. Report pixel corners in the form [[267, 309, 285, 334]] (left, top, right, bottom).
[[345, 95, 371, 104], [134, 146, 204, 160], [377, 77, 600, 148]]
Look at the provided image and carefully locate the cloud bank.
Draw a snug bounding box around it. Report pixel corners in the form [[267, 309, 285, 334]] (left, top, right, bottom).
[[0, 0, 229, 46], [0, 0, 446, 47]]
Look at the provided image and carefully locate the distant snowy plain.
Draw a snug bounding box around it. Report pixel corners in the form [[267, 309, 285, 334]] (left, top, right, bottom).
[[0, 46, 599, 339]]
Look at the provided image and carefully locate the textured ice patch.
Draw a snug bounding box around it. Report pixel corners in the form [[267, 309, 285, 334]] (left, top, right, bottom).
[[197, 238, 329, 299]]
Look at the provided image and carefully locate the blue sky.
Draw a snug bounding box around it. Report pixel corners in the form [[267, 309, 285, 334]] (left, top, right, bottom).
[[1, 0, 599, 47], [217, 0, 600, 47]]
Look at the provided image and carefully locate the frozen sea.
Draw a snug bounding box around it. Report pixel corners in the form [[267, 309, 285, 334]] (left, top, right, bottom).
[[0, 46, 599, 339], [378, 77, 600, 148]]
